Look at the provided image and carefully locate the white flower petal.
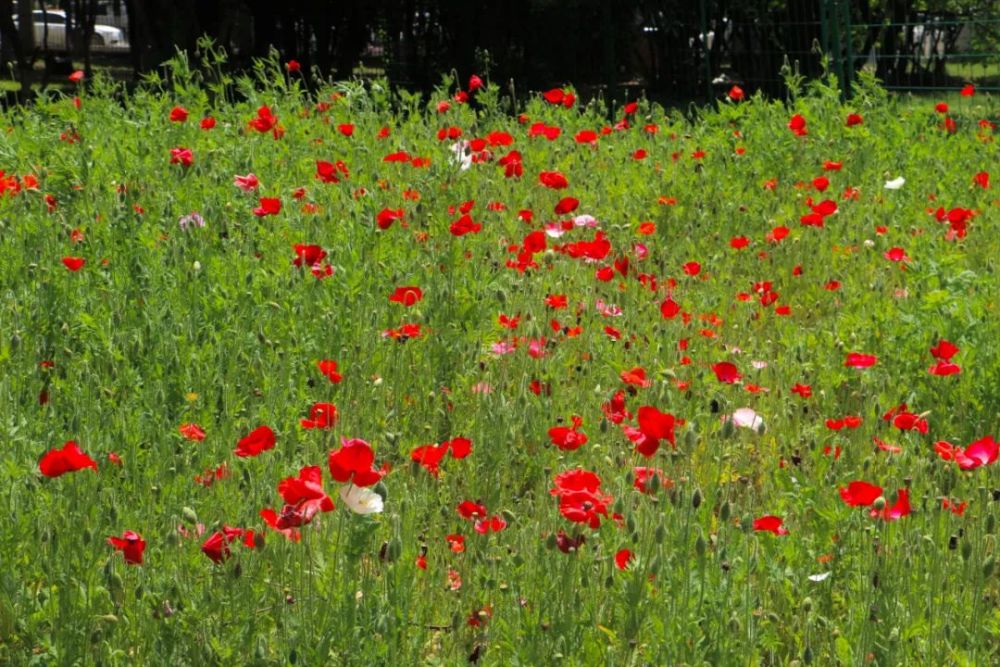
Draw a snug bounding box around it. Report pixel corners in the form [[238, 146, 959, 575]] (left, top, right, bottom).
[[808, 571, 832, 582], [884, 176, 905, 190], [339, 485, 384, 515]]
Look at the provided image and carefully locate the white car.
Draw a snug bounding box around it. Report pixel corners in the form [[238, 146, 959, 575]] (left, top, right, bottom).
[[14, 9, 127, 51]]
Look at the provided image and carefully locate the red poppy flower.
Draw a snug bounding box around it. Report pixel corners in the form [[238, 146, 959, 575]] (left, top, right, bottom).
[[169, 147, 193, 167], [930, 339, 959, 361], [376, 208, 404, 230], [234, 425, 276, 457], [728, 85, 744, 101], [550, 468, 603, 496], [446, 533, 465, 552], [39, 441, 97, 477], [68, 70, 85, 83], [202, 526, 258, 563], [554, 197, 579, 215], [62, 256, 85, 271], [107, 530, 146, 565], [328, 437, 383, 486], [956, 436, 999, 470], [839, 481, 882, 507], [790, 383, 812, 398], [293, 244, 326, 267], [457, 500, 487, 520], [614, 548, 634, 570], [200, 117, 216, 130], [474, 515, 508, 534], [711, 362, 742, 384], [635, 406, 676, 456], [929, 360, 961, 376], [253, 197, 281, 217], [449, 214, 482, 236], [468, 74, 483, 91], [317, 359, 342, 383], [249, 105, 278, 133], [884, 247, 909, 262], [411, 443, 449, 476], [844, 353, 877, 368], [870, 489, 911, 521], [845, 113, 863, 127], [660, 297, 681, 319], [787, 114, 807, 136], [316, 160, 349, 184], [300, 402, 337, 430], [179, 423, 206, 441], [389, 286, 424, 306], [278, 465, 335, 518], [973, 171, 989, 189], [960, 84, 975, 97], [538, 171, 569, 189], [169, 106, 189, 122], [620, 367, 651, 388], [286, 59, 301, 72], [258, 508, 302, 541], [548, 416, 588, 451], [752, 516, 788, 535], [446, 437, 472, 459], [558, 489, 611, 529]]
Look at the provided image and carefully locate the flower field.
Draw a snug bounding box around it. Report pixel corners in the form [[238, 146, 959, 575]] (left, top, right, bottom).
[[1, 52, 999, 665]]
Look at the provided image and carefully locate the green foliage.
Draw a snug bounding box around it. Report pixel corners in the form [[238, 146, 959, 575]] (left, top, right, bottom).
[[0, 48, 998, 666]]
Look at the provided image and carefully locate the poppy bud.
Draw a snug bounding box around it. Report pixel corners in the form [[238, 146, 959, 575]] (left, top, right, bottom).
[[692, 488, 702, 509], [655, 523, 666, 543], [135, 585, 144, 600], [962, 541, 973, 561], [603, 575, 614, 589], [182, 506, 199, 524], [740, 514, 752, 532], [599, 418, 609, 434], [648, 556, 659, 574], [720, 501, 731, 521], [872, 497, 886, 511], [613, 499, 625, 515], [803, 646, 814, 664], [386, 538, 401, 562], [10, 333, 19, 349], [695, 532, 706, 556], [986, 513, 996, 534], [721, 419, 734, 438], [684, 429, 697, 448], [984, 557, 995, 578], [648, 473, 660, 493], [545, 533, 557, 550], [801, 597, 813, 613], [373, 481, 388, 501], [82, 528, 92, 545]]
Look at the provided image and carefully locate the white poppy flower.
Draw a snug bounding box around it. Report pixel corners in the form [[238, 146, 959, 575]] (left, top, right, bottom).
[[727, 408, 764, 430], [339, 485, 384, 515], [884, 176, 905, 190], [808, 571, 832, 582]]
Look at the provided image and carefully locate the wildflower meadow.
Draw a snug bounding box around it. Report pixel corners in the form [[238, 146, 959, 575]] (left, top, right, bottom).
[[1, 49, 999, 665]]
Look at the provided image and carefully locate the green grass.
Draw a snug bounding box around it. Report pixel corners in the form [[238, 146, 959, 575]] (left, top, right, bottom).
[[0, 52, 999, 665]]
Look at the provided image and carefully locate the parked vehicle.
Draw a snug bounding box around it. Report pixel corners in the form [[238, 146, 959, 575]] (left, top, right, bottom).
[[12, 8, 127, 52]]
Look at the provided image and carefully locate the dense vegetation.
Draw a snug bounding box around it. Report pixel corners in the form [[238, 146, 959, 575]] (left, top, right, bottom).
[[0, 52, 999, 664]]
